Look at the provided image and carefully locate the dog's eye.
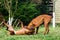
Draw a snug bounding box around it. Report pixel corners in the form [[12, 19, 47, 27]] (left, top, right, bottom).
[[29, 27, 35, 30]]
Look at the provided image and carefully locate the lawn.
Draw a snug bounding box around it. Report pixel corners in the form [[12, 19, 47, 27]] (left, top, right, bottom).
[[0, 25, 60, 40]]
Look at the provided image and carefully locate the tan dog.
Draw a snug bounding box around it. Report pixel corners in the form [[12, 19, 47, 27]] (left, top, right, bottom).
[[27, 14, 52, 34], [3, 20, 34, 35]]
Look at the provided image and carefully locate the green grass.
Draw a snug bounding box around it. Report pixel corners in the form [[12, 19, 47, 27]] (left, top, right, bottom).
[[0, 25, 60, 40]]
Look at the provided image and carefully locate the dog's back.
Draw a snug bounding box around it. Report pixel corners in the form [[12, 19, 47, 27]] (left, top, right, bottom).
[[27, 14, 52, 28]]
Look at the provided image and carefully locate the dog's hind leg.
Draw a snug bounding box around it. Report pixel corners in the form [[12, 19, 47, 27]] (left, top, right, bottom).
[[44, 18, 51, 35], [44, 23, 48, 35]]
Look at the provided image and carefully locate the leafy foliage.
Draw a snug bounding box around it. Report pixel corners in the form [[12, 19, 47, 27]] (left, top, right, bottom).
[[14, 2, 40, 25], [0, 0, 51, 25]]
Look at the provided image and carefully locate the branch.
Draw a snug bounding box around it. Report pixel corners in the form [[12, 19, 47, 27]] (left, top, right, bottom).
[[14, 0, 18, 13]]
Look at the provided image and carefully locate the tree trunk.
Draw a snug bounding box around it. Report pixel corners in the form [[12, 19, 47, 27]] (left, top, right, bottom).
[[9, 17, 13, 26]]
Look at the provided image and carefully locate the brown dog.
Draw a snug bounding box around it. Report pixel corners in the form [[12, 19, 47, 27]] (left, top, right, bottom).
[[3, 20, 34, 35], [27, 14, 52, 34]]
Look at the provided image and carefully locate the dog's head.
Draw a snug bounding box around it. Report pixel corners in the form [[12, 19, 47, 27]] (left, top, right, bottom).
[[24, 27, 35, 35], [28, 27, 35, 31], [26, 25, 35, 34], [9, 31, 15, 35], [27, 24, 35, 30]]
